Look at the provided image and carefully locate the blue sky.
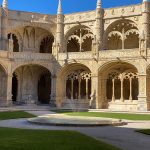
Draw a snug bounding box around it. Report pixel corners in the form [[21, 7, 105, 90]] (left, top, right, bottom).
[[0, 0, 142, 14]]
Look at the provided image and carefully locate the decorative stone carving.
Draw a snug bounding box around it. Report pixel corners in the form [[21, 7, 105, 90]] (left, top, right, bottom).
[[8, 34, 14, 52], [90, 90, 96, 108], [139, 30, 147, 57], [130, 6, 135, 12], [0, 0, 150, 111]]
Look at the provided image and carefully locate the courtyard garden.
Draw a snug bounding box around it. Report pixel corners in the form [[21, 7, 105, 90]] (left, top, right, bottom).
[[0, 111, 150, 150], [0, 111, 35, 120], [0, 127, 121, 150], [54, 110, 150, 121], [0, 111, 122, 150]]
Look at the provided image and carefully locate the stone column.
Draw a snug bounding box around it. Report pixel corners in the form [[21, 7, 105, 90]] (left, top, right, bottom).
[[120, 78, 124, 102], [56, 0, 64, 53], [15, 74, 20, 103], [1, 5, 8, 50], [112, 79, 115, 102], [50, 74, 57, 106], [71, 79, 74, 100], [91, 73, 99, 108], [86, 79, 89, 100], [122, 28, 125, 50], [142, 0, 150, 48], [138, 74, 148, 111], [6, 74, 12, 105], [20, 72, 23, 103], [78, 79, 81, 99], [55, 77, 64, 108], [93, 0, 104, 57], [129, 78, 133, 101]]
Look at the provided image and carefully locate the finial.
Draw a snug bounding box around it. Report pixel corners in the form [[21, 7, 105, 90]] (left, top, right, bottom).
[[2, 0, 8, 9], [97, 0, 102, 9], [57, 0, 62, 14]]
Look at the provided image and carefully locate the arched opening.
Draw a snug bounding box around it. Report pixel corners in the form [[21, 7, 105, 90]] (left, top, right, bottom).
[[105, 20, 139, 50], [67, 38, 80, 52], [108, 33, 122, 50], [57, 63, 91, 109], [66, 71, 91, 100], [67, 27, 94, 52], [12, 64, 51, 105], [99, 62, 139, 111], [125, 32, 139, 49], [12, 74, 18, 102], [40, 36, 54, 53], [8, 33, 19, 52], [38, 73, 51, 104]]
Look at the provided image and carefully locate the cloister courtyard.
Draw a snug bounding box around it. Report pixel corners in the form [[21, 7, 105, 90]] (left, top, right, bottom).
[[1, 0, 150, 149], [0, 109, 150, 150]]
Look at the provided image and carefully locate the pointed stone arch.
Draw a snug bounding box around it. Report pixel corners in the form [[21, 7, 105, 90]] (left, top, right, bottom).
[[98, 61, 139, 111], [65, 25, 94, 52], [56, 63, 91, 108], [104, 19, 139, 50], [12, 64, 52, 104]]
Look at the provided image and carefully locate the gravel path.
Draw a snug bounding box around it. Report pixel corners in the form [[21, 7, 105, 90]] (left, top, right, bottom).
[[0, 111, 150, 150]]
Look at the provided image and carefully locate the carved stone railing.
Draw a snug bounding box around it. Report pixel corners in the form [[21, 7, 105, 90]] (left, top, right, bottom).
[[0, 48, 144, 62], [8, 52, 52, 61], [58, 49, 140, 61], [99, 48, 140, 59], [58, 51, 93, 61]]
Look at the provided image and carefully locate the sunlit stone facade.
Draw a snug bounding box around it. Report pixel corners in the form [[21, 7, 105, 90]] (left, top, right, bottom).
[[0, 0, 150, 111]]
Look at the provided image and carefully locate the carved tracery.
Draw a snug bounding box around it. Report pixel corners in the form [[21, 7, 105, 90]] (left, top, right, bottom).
[[67, 28, 94, 52], [66, 70, 91, 99], [40, 36, 54, 53], [8, 33, 19, 52], [107, 71, 138, 101], [107, 20, 139, 50]]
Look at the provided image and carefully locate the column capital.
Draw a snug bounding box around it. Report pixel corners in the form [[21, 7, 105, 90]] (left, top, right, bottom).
[[7, 74, 13, 78], [91, 73, 98, 77], [138, 73, 147, 77]]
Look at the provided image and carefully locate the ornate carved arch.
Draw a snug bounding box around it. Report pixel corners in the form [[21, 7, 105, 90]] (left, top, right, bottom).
[[104, 19, 139, 50], [7, 30, 23, 51], [67, 27, 94, 52], [12, 63, 52, 74]]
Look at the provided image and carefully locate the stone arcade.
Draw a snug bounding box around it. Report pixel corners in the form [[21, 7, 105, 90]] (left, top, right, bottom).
[[0, 0, 150, 111]]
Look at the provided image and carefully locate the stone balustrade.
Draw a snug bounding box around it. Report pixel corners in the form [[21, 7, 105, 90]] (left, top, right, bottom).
[[0, 48, 144, 62], [99, 48, 140, 59], [58, 52, 93, 60], [58, 49, 140, 61], [8, 52, 52, 61]]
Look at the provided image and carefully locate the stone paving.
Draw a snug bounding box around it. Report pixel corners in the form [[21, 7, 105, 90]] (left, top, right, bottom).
[[0, 111, 150, 150]]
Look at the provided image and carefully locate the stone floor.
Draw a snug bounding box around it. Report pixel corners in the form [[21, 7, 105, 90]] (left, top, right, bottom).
[[0, 110, 150, 150]]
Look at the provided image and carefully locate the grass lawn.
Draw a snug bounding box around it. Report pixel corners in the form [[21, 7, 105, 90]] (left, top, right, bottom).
[[136, 129, 150, 135], [0, 111, 35, 120], [0, 128, 121, 150], [55, 111, 150, 121]]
